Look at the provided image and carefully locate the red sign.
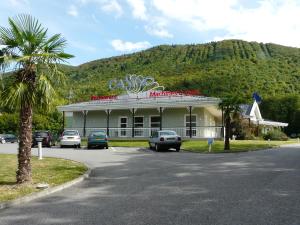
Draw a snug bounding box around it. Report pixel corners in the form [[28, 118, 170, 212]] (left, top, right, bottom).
[[149, 90, 201, 97], [91, 95, 117, 101]]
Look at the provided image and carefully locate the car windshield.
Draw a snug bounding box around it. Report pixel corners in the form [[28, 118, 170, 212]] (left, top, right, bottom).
[[90, 132, 106, 137], [34, 132, 48, 137], [160, 131, 176, 136], [63, 131, 79, 136]]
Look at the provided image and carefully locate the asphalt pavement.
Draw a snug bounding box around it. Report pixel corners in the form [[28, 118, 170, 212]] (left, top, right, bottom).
[[0, 143, 299, 225]]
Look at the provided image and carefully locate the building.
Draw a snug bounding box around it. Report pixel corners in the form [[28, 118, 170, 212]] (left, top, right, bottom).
[[57, 90, 224, 139], [240, 100, 288, 135]]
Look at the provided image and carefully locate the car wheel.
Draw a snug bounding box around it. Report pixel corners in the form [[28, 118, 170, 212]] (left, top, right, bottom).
[[87, 144, 91, 149], [155, 144, 160, 152], [60, 145, 64, 148]]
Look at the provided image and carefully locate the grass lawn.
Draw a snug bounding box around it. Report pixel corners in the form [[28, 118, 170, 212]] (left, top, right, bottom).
[[0, 154, 87, 202], [87, 139, 296, 153], [182, 140, 297, 153]]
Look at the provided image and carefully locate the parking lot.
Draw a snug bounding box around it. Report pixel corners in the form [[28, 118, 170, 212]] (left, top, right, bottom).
[[0, 143, 300, 225]]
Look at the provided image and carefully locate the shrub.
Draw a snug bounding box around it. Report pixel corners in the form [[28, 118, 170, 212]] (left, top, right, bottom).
[[263, 129, 288, 141]]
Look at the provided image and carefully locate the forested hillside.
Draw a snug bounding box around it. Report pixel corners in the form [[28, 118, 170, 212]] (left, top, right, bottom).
[[60, 39, 300, 102]]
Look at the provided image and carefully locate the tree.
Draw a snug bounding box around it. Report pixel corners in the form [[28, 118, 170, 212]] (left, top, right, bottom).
[[219, 96, 242, 150], [0, 14, 73, 183]]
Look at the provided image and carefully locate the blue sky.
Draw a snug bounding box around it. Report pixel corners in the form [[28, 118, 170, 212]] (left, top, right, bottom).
[[1, 0, 300, 66]]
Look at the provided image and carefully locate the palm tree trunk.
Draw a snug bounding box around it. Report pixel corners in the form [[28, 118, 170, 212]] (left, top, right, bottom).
[[224, 113, 231, 151], [16, 103, 33, 184]]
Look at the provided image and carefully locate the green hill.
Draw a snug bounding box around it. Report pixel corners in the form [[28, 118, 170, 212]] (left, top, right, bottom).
[[60, 39, 300, 102]]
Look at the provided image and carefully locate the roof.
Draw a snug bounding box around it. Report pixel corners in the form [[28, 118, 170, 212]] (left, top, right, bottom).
[[240, 101, 288, 127], [57, 91, 221, 112], [239, 104, 253, 117]]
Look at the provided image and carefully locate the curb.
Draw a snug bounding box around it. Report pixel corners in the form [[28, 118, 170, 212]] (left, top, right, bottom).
[[0, 168, 91, 210]]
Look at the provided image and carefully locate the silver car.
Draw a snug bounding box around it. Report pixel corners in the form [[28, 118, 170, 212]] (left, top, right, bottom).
[[60, 130, 81, 148], [149, 130, 182, 152]]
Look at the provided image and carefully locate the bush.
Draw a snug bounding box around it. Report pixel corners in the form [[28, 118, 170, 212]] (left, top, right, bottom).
[[263, 130, 288, 141]]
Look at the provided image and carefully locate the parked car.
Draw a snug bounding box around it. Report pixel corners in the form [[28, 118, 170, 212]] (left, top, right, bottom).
[[60, 130, 81, 148], [32, 131, 54, 147], [87, 131, 108, 149], [149, 130, 182, 152], [0, 135, 6, 144], [3, 134, 18, 143]]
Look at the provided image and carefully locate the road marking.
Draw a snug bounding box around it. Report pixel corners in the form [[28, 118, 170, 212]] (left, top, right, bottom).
[[110, 147, 116, 151]]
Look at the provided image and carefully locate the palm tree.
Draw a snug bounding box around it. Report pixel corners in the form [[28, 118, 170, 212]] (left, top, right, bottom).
[[219, 95, 242, 151], [0, 14, 73, 183]]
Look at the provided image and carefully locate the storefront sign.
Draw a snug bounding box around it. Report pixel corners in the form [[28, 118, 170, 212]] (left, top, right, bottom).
[[149, 90, 201, 97], [108, 74, 164, 94], [91, 95, 117, 101]]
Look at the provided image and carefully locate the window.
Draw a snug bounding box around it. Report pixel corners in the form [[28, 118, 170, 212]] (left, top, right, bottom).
[[185, 115, 197, 137], [134, 116, 144, 137], [150, 116, 160, 128]]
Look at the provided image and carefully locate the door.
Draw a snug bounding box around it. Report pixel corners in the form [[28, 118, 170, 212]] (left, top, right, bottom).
[[150, 116, 160, 136], [119, 117, 128, 137]]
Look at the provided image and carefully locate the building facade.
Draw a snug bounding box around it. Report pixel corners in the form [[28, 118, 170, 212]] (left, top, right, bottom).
[[57, 90, 224, 139]]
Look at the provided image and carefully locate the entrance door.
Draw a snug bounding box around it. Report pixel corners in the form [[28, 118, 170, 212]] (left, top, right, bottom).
[[150, 116, 160, 136], [119, 117, 128, 137]]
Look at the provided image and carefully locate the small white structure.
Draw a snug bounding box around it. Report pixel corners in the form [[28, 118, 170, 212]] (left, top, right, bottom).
[[240, 100, 288, 134]]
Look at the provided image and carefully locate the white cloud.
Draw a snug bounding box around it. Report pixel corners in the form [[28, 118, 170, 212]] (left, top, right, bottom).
[[67, 5, 79, 17], [101, 0, 123, 17], [111, 39, 151, 51], [145, 17, 173, 38], [126, 0, 147, 20], [151, 0, 300, 47]]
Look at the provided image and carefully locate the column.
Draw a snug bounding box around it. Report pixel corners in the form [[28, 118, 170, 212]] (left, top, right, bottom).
[[83, 110, 87, 137], [132, 108, 135, 138], [159, 107, 162, 130], [106, 109, 110, 136], [189, 106, 192, 138]]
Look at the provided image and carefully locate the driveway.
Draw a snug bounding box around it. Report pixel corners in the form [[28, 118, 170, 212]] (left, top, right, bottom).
[[0, 144, 300, 225]]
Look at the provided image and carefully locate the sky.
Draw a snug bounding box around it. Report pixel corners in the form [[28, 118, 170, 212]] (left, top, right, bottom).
[[1, 0, 300, 66]]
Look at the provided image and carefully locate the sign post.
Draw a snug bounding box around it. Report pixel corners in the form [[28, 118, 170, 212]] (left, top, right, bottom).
[[36, 137, 43, 160], [208, 138, 214, 153]]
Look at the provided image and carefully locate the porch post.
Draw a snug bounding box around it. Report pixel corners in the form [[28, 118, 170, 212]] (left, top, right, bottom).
[[159, 107, 162, 130], [83, 110, 87, 137], [106, 109, 110, 136], [221, 106, 224, 138], [132, 108, 135, 138], [189, 106, 192, 138]]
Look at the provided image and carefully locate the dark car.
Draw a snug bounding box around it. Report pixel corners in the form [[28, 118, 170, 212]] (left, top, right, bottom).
[[87, 131, 108, 149], [3, 134, 18, 143], [32, 131, 54, 147]]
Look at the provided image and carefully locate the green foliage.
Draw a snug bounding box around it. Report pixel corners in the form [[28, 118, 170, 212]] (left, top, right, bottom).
[[260, 94, 300, 135], [0, 113, 19, 134], [263, 129, 288, 141]]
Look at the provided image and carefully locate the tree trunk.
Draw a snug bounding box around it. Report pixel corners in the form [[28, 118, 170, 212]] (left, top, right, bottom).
[[224, 112, 231, 151], [16, 102, 33, 184]]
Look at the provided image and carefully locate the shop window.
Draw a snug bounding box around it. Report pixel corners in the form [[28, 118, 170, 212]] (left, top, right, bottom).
[[185, 115, 197, 137], [134, 116, 144, 137]]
